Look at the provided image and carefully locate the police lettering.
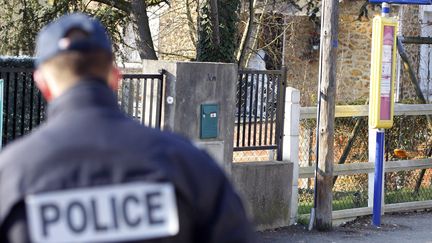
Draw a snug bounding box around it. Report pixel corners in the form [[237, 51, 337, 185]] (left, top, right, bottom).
[[39, 190, 165, 237]]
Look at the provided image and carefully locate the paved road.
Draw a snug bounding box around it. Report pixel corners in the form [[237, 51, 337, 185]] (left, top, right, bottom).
[[260, 211, 432, 242]]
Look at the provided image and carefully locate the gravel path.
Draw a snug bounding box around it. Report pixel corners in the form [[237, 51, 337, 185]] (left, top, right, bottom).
[[260, 211, 432, 242]]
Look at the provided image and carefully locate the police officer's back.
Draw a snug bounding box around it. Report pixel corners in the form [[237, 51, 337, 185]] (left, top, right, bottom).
[[0, 13, 255, 243]]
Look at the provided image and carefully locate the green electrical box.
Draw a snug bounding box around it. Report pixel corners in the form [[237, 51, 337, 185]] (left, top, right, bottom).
[[200, 104, 218, 139]]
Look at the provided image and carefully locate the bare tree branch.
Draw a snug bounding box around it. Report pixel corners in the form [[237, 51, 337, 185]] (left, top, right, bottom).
[[91, 0, 168, 13], [185, 0, 197, 48], [237, 0, 256, 67], [245, 0, 268, 67], [91, 0, 132, 13]]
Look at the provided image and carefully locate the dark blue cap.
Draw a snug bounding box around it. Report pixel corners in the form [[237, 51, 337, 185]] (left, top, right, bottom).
[[35, 13, 112, 66]]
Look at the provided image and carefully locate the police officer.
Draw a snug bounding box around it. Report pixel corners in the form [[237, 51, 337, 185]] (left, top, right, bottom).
[[0, 13, 256, 243]]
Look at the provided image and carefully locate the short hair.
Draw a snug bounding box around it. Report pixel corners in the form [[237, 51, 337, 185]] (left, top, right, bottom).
[[39, 28, 113, 83], [41, 51, 113, 82]]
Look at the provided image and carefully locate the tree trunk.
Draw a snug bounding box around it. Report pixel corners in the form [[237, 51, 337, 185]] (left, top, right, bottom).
[[130, 0, 158, 60], [237, 0, 256, 67], [244, 0, 268, 67], [209, 0, 220, 46], [316, 0, 339, 231]]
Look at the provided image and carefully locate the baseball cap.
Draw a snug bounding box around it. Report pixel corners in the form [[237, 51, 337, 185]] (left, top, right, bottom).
[[35, 13, 112, 66]]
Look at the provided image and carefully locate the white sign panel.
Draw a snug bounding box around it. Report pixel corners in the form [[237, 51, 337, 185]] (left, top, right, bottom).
[[26, 182, 179, 243], [380, 25, 395, 120]]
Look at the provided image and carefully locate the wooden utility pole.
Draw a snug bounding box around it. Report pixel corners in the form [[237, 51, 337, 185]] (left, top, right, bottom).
[[316, 0, 339, 231]]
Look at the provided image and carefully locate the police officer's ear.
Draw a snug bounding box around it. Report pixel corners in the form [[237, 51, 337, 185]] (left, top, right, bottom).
[[33, 69, 54, 102], [107, 65, 122, 91]]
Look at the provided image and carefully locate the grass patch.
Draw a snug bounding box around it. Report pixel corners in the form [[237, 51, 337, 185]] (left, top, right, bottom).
[[299, 188, 432, 214], [385, 187, 432, 204]]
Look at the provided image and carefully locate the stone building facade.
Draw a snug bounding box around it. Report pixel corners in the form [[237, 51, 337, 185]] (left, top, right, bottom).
[[158, 0, 197, 61], [156, 0, 423, 106], [286, 2, 421, 106]]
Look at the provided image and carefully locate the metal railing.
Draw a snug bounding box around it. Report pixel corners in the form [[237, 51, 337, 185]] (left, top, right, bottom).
[[234, 68, 286, 160], [119, 73, 165, 129], [0, 67, 45, 146], [0, 59, 165, 145]]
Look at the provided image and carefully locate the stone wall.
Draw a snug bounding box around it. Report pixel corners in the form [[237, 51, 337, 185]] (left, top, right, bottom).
[[284, 16, 319, 106], [336, 6, 374, 105], [158, 0, 197, 60], [285, 2, 421, 105], [286, 1, 379, 105], [158, 1, 421, 105]]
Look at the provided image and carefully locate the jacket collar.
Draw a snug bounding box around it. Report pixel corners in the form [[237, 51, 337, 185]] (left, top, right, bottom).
[[47, 79, 119, 119]]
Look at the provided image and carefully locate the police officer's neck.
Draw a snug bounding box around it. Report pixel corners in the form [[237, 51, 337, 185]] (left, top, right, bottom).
[[34, 65, 120, 102], [49, 66, 120, 100], [52, 76, 110, 99]]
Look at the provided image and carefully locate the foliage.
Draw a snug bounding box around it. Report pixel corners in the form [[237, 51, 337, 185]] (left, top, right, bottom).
[[253, 13, 285, 70], [292, 0, 379, 28], [298, 187, 368, 214], [197, 0, 241, 63], [0, 0, 169, 59], [386, 115, 431, 159], [385, 186, 432, 204]]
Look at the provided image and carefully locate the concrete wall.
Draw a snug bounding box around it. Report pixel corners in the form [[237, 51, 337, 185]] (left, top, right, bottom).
[[143, 60, 298, 229], [232, 161, 293, 230], [142, 60, 237, 172]]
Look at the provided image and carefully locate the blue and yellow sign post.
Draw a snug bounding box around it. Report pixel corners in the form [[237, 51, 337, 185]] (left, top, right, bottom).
[[369, 0, 432, 226], [0, 79, 3, 149], [369, 13, 398, 129], [369, 3, 398, 226]]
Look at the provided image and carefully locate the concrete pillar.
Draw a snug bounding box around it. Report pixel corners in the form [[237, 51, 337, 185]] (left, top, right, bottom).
[[142, 60, 237, 174], [282, 87, 300, 224]]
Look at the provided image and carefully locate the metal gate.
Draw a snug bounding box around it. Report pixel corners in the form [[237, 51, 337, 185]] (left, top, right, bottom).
[[119, 73, 165, 129], [234, 68, 286, 160], [0, 66, 45, 146], [0, 59, 165, 145]]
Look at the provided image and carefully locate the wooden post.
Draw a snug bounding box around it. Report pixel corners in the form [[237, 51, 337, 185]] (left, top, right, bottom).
[[316, 0, 339, 231]]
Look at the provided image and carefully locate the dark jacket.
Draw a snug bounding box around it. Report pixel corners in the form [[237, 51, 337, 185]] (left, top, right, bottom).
[[0, 81, 255, 243]]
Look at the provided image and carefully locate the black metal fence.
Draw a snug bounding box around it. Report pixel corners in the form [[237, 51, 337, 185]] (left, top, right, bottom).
[[234, 68, 286, 160], [118, 73, 165, 129], [0, 57, 165, 146], [0, 58, 45, 146]]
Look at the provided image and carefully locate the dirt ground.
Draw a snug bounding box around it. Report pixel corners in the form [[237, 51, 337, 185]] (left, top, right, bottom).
[[259, 210, 432, 242]]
